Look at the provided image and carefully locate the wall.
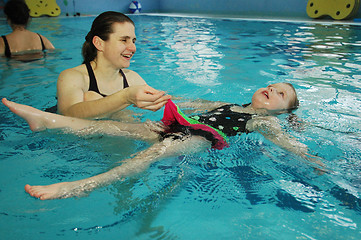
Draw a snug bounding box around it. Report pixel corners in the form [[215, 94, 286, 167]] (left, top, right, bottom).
[[0, 0, 360, 19], [58, 0, 361, 19], [0, 0, 160, 17], [159, 0, 361, 19], [56, 0, 160, 16], [159, 0, 308, 18]]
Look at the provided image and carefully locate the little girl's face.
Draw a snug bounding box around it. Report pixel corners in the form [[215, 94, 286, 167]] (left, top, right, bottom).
[[251, 83, 297, 110]]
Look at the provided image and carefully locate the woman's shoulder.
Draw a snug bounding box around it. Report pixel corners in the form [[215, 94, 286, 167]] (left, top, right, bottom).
[[62, 64, 86, 73], [59, 64, 87, 81], [37, 33, 55, 49], [122, 69, 146, 85], [122, 68, 137, 76], [0, 36, 5, 56]]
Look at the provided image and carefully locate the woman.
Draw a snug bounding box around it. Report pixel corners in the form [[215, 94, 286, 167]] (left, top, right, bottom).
[[0, 0, 55, 60], [54, 11, 171, 119], [2, 82, 325, 200]]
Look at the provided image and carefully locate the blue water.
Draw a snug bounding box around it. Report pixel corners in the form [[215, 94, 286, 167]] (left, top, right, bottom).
[[0, 15, 361, 239]]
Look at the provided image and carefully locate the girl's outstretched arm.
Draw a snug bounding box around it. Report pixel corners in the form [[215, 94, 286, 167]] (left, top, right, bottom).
[[248, 116, 326, 172]]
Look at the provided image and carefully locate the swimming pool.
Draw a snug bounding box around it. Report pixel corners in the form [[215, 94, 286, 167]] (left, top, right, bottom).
[[0, 14, 361, 239]]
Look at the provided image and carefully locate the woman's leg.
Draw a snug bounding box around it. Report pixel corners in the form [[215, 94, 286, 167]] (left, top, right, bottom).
[[25, 135, 211, 200], [2, 98, 163, 141]]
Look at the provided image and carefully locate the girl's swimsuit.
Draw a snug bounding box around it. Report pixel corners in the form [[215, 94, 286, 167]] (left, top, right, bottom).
[[1, 34, 46, 58], [161, 100, 254, 150], [45, 62, 129, 113]]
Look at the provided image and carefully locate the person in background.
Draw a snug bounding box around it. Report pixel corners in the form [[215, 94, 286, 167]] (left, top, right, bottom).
[[53, 11, 171, 119], [0, 0, 55, 60], [2, 82, 325, 200]]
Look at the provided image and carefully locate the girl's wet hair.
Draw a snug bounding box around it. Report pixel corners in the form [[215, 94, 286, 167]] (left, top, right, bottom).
[[4, 0, 30, 26], [284, 82, 299, 110], [282, 83, 303, 130], [82, 11, 135, 64]]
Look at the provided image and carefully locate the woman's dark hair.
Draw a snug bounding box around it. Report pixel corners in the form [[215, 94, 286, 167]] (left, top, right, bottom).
[[4, 0, 30, 26], [82, 11, 135, 64]]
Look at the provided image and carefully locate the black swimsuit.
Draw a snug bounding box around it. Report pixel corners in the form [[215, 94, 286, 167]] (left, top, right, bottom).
[[45, 63, 129, 113], [85, 62, 129, 96], [1, 34, 46, 58], [160, 104, 255, 148], [190, 104, 253, 136]]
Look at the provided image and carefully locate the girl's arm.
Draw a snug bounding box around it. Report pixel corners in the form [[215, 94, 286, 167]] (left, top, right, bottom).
[[247, 116, 326, 172], [248, 116, 308, 155], [175, 99, 229, 114]]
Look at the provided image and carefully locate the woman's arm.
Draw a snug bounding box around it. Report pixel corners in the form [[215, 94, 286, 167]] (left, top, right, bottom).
[[57, 68, 170, 119], [60, 85, 170, 119]]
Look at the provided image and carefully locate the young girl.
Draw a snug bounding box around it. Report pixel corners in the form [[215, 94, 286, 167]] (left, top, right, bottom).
[[2, 82, 323, 200]]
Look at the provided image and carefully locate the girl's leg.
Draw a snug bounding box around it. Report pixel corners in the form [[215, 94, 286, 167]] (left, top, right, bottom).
[[2, 98, 163, 141], [2, 98, 92, 131], [25, 135, 211, 200]]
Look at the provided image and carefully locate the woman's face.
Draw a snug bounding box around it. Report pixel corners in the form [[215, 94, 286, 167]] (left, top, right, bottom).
[[251, 83, 296, 110], [101, 22, 136, 69]]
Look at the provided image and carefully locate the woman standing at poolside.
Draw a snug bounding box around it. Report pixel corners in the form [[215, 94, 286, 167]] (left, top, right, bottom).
[[0, 0, 55, 60], [55, 11, 171, 119]]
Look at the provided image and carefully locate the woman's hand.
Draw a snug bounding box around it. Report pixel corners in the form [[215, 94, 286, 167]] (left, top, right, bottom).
[[126, 85, 171, 111]]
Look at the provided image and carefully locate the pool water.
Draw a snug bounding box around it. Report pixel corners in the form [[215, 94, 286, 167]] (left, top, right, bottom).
[[1, 15, 361, 239]]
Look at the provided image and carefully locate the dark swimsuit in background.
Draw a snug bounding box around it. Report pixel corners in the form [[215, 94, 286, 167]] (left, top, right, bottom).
[[45, 62, 129, 113], [1, 34, 46, 58]]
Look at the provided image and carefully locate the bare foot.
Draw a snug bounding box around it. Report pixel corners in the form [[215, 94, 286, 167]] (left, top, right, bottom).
[[2, 98, 47, 131], [25, 182, 72, 200]]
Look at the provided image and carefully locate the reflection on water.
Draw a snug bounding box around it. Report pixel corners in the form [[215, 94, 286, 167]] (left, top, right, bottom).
[[162, 18, 223, 86], [280, 24, 361, 90], [1, 15, 361, 239]]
